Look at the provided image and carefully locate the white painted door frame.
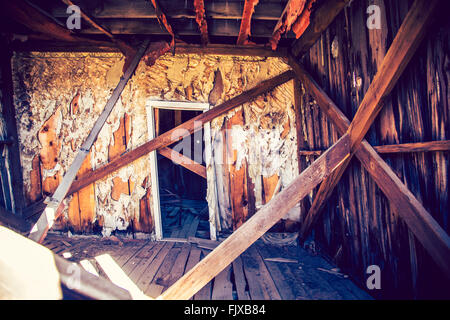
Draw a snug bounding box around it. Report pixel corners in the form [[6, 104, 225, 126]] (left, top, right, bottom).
[[146, 100, 219, 240]]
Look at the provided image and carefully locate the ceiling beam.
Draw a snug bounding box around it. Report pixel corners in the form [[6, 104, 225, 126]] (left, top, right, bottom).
[[193, 0, 209, 45], [47, 0, 285, 21], [28, 40, 151, 243], [236, 0, 259, 45], [268, 0, 308, 50], [72, 18, 286, 39], [290, 0, 351, 57], [1, 0, 112, 47], [60, 0, 137, 63], [149, 0, 176, 47], [289, 0, 450, 277]]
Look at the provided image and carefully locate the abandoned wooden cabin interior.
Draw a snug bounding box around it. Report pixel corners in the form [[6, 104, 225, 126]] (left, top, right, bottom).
[[0, 0, 448, 300]]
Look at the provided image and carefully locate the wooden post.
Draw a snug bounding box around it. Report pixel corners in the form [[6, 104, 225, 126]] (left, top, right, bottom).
[[0, 37, 26, 214]]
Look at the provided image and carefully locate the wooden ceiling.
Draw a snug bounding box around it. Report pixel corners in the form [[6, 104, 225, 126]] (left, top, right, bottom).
[[1, 0, 304, 50]]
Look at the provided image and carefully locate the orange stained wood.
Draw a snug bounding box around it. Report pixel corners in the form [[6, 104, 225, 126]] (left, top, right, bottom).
[[263, 173, 279, 204], [26, 155, 42, 204]]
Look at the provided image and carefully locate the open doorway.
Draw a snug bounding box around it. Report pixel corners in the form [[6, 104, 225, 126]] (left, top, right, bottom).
[[146, 101, 219, 241]]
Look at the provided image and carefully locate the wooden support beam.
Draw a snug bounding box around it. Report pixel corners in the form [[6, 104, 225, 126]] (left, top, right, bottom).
[[61, 0, 137, 58], [374, 140, 450, 153], [269, 0, 308, 50], [1, 0, 112, 47], [149, 0, 176, 47], [291, 0, 351, 58], [193, 0, 209, 46], [12, 42, 288, 58], [64, 70, 295, 197], [298, 140, 450, 155], [174, 43, 288, 57], [237, 0, 260, 45], [28, 40, 151, 244], [158, 147, 207, 179], [288, 17, 450, 276], [160, 134, 351, 300], [294, 0, 441, 236], [347, 0, 441, 151], [48, 0, 285, 21]]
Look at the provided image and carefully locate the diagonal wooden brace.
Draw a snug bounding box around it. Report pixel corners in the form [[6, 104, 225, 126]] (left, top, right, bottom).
[[288, 0, 450, 276], [160, 134, 351, 300], [28, 40, 151, 243]]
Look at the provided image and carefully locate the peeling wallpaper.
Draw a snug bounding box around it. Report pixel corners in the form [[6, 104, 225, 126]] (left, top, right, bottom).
[[12, 51, 298, 236]]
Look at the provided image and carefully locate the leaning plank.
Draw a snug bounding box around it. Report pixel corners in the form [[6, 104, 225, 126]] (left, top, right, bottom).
[[237, 0, 260, 45], [289, 57, 450, 276], [27, 40, 150, 243], [292, 0, 440, 231], [159, 134, 350, 300], [66, 70, 295, 195], [174, 43, 288, 57], [158, 147, 207, 179]]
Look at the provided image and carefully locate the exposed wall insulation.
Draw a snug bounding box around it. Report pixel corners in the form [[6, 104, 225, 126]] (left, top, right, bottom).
[[12, 52, 297, 237]]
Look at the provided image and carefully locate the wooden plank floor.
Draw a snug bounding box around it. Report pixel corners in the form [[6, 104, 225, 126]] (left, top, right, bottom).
[[43, 233, 373, 300]]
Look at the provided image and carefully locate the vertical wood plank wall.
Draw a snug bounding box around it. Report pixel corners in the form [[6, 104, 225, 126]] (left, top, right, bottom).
[[296, 0, 448, 298]]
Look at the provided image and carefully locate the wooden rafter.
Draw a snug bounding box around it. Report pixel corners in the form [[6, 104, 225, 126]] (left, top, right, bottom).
[[61, 0, 137, 60], [28, 40, 151, 244], [193, 0, 209, 46], [291, 0, 352, 57], [160, 134, 351, 300], [288, 0, 450, 276], [149, 0, 176, 48], [268, 0, 308, 50], [294, 60, 450, 277], [236, 0, 259, 45]]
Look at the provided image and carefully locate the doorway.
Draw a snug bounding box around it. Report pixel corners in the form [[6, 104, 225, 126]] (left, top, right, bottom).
[[146, 101, 219, 241]]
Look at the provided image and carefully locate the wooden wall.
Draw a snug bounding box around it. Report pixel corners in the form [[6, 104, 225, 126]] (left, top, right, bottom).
[[295, 0, 449, 298]]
